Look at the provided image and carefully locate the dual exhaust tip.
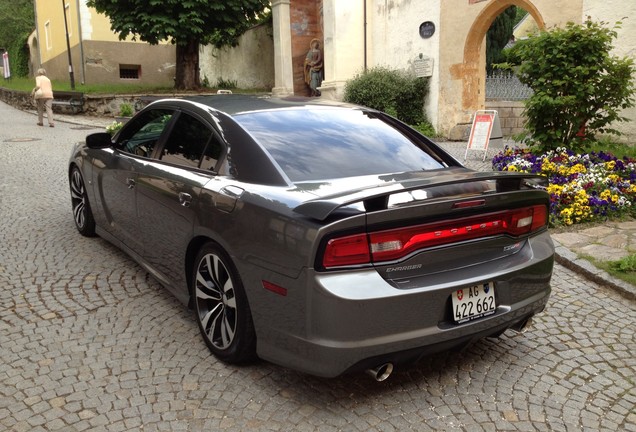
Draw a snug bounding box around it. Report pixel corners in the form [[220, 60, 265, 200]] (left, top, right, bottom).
[[364, 317, 533, 381]]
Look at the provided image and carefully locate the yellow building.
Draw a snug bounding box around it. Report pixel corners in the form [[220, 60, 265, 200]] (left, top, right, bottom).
[[32, 0, 175, 86]]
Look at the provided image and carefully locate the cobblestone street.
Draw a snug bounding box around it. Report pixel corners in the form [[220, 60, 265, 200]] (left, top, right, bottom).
[[1, 101, 635, 431]]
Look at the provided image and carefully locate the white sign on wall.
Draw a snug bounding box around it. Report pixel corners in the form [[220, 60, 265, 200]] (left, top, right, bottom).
[[414, 56, 433, 78]]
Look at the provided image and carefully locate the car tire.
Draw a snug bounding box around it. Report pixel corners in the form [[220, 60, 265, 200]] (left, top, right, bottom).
[[193, 243, 256, 364], [69, 166, 96, 237]]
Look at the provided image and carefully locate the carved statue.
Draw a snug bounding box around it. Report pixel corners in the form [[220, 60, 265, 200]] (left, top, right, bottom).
[[304, 39, 323, 96]]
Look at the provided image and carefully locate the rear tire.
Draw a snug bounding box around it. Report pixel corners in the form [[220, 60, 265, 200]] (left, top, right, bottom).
[[193, 243, 256, 363], [69, 166, 96, 237]]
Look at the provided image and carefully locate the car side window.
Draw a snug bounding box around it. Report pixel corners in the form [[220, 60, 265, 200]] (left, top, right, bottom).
[[117, 109, 174, 158], [160, 113, 214, 169], [199, 134, 223, 171]]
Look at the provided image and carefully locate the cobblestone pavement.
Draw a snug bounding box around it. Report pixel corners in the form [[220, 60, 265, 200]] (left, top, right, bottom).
[[1, 101, 635, 431]]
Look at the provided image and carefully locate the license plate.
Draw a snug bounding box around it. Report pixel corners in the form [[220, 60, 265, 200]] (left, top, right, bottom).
[[452, 282, 496, 323]]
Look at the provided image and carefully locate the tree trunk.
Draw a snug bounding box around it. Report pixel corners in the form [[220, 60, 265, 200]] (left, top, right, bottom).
[[175, 38, 200, 90]]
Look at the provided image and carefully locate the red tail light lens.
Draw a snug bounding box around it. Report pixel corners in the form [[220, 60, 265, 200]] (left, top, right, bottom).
[[322, 233, 370, 268], [322, 205, 548, 268]]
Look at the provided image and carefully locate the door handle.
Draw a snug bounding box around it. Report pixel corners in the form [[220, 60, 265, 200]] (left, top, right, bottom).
[[126, 178, 136, 189], [179, 192, 192, 207]]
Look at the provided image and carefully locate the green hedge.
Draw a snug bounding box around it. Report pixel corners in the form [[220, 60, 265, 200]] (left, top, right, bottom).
[[6, 34, 30, 77], [343, 67, 429, 125]]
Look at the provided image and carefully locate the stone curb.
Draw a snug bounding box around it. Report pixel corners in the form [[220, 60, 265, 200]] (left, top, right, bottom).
[[553, 239, 636, 301]]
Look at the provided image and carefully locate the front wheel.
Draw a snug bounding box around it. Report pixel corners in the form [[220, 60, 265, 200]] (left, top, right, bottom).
[[193, 243, 256, 363], [69, 166, 96, 237]]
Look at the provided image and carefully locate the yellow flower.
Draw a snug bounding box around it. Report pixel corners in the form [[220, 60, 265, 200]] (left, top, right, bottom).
[[559, 208, 574, 225], [600, 190, 612, 201], [547, 184, 564, 196], [541, 160, 556, 173], [570, 163, 586, 174], [605, 160, 616, 170]]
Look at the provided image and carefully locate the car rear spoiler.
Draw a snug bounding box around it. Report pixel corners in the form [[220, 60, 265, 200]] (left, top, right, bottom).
[[293, 171, 547, 221]]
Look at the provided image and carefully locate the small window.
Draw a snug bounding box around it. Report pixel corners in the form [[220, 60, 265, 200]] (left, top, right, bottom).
[[120, 64, 140, 80], [45, 21, 52, 50], [160, 113, 213, 168]]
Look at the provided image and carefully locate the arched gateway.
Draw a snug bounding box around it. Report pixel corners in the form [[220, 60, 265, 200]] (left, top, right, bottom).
[[271, 0, 600, 137]]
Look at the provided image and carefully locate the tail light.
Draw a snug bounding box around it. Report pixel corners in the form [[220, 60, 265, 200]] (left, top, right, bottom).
[[322, 205, 548, 268]]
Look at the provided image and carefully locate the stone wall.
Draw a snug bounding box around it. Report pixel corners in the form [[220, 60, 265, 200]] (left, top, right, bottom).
[[485, 100, 526, 138], [199, 23, 274, 91], [0, 87, 152, 117]]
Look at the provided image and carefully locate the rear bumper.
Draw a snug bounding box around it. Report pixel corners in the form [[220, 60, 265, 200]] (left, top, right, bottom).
[[258, 289, 549, 377], [254, 234, 554, 378]]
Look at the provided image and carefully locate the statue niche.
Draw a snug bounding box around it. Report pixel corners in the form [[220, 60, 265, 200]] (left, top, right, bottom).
[[303, 38, 323, 96]]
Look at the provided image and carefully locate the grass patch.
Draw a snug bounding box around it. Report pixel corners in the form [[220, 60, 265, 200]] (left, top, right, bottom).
[[586, 137, 636, 159], [1, 76, 269, 95], [582, 253, 636, 286], [2, 76, 175, 94]]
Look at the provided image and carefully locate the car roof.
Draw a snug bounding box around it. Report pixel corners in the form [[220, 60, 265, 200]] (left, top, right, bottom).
[[183, 94, 359, 116]]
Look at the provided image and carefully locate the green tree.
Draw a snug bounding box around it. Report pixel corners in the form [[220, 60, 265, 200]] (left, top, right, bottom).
[[0, 0, 34, 77], [513, 20, 635, 153], [86, 0, 269, 90], [486, 6, 516, 73], [512, 7, 528, 28]]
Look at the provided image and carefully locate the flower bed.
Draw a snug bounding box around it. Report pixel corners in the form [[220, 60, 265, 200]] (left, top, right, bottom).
[[492, 147, 636, 226]]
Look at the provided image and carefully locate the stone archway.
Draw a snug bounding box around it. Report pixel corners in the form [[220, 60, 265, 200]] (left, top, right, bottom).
[[459, 0, 545, 113]]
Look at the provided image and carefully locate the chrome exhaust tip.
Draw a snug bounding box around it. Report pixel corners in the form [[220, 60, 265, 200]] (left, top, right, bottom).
[[366, 363, 394, 381], [511, 317, 533, 333]]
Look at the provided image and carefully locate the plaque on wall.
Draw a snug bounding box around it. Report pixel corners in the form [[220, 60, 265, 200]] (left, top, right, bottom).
[[419, 21, 435, 39], [414, 56, 434, 78]]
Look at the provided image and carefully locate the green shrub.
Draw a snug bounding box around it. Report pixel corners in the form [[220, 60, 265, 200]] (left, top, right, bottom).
[[106, 121, 123, 136], [216, 78, 237, 89], [511, 20, 635, 153], [412, 121, 437, 138], [3, 35, 30, 77], [343, 67, 429, 125], [119, 103, 133, 117]]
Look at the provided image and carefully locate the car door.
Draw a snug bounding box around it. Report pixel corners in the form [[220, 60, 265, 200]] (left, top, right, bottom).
[[135, 111, 224, 291], [97, 108, 175, 253]]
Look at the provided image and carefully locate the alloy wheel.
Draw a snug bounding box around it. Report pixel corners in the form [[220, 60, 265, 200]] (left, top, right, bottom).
[[195, 252, 238, 350]]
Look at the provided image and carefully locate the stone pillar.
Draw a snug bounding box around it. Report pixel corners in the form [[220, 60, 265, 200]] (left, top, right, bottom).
[[271, 0, 294, 96], [319, 0, 365, 100]]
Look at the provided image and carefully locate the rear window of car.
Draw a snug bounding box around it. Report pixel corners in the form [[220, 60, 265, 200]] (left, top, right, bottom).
[[234, 108, 445, 182]]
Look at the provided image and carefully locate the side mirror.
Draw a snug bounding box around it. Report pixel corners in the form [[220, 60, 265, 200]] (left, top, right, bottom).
[[86, 132, 113, 149]]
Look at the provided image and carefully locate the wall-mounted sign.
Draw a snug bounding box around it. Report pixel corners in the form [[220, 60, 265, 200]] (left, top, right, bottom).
[[419, 21, 435, 39], [414, 56, 434, 78]]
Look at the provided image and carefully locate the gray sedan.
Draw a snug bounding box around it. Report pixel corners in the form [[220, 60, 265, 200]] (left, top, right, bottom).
[[68, 95, 554, 379]]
